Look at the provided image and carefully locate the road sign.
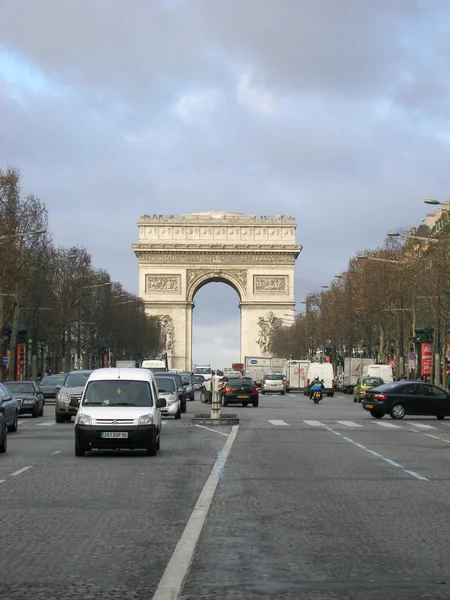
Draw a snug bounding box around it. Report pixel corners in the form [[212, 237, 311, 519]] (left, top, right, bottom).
[[408, 360, 416, 370], [2, 357, 8, 365], [408, 352, 416, 361]]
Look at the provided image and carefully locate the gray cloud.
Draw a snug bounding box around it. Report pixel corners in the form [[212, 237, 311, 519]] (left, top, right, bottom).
[[1, 0, 449, 367]]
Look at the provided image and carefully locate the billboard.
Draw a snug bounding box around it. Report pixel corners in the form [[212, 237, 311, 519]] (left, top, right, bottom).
[[421, 343, 432, 376]]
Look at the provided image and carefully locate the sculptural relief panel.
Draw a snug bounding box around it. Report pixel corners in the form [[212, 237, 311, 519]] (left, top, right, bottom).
[[254, 275, 288, 294], [145, 275, 181, 293], [138, 252, 296, 265]]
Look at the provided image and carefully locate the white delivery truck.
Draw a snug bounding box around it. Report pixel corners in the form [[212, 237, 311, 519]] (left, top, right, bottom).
[[271, 358, 288, 377], [141, 359, 167, 373], [305, 362, 335, 396], [286, 360, 311, 392], [342, 357, 374, 394], [363, 364, 394, 383], [194, 364, 213, 381], [244, 357, 272, 387]]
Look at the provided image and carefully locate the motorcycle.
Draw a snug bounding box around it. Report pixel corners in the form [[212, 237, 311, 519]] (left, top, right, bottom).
[[313, 390, 322, 404]]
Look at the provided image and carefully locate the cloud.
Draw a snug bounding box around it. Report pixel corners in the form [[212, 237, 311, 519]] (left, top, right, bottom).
[[172, 88, 220, 124], [236, 68, 276, 115]]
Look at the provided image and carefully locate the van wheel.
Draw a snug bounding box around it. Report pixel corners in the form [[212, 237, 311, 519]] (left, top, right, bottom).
[[55, 413, 65, 423]]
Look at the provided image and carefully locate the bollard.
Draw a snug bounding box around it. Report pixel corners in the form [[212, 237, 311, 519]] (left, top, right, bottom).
[[211, 374, 222, 419]]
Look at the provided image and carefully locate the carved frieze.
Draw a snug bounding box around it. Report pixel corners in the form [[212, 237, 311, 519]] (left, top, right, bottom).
[[137, 252, 297, 265], [254, 275, 288, 294], [186, 268, 247, 290], [145, 275, 180, 293]]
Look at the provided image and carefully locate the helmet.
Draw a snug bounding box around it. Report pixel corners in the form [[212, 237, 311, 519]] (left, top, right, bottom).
[[315, 376, 319, 381]]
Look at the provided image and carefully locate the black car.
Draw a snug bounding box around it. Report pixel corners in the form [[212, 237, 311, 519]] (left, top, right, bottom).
[[362, 381, 450, 420], [0, 412, 7, 453], [0, 383, 19, 432], [165, 372, 187, 413], [222, 377, 259, 407], [38, 373, 66, 402], [4, 381, 44, 418]]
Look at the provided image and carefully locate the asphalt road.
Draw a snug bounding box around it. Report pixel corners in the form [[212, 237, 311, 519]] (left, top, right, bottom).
[[2, 391, 450, 599]]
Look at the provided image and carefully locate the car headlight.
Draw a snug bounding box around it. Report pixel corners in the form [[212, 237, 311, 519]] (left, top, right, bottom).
[[138, 414, 153, 425], [77, 414, 92, 426], [167, 395, 177, 405], [57, 393, 68, 403]]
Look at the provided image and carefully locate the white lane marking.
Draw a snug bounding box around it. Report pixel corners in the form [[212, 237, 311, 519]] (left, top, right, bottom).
[[325, 427, 428, 481], [375, 422, 402, 429], [162, 420, 168, 425], [268, 419, 289, 426], [336, 421, 364, 428], [425, 433, 450, 444], [10, 466, 32, 477], [0, 479, 5, 484], [37, 421, 55, 427], [194, 424, 229, 437], [51, 450, 61, 455], [303, 420, 326, 427], [152, 425, 239, 600], [410, 423, 435, 430]]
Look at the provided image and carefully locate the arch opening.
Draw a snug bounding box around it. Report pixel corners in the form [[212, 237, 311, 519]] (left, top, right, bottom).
[[192, 281, 241, 370]]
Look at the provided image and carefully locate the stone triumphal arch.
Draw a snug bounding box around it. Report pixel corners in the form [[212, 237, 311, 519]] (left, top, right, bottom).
[[133, 212, 302, 370]]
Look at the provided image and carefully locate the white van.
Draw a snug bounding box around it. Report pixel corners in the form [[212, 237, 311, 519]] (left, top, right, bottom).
[[363, 364, 393, 383], [305, 363, 335, 396], [74, 368, 165, 457]]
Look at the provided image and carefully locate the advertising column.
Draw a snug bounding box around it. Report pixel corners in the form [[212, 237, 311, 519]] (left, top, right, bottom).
[[421, 343, 432, 379]]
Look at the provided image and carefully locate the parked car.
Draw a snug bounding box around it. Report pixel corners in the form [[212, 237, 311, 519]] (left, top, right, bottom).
[[4, 381, 44, 418], [0, 412, 7, 453], [180, 372, 195, 401], [74, 368, 165, 456], [154, 375, 181, 419], [0, 383, 19, 431], [353, 376, 384, 403], [165, 372, 187, 413], [55, 370, 93, 423], [362, 381, 450, 420], [260, 373, 286, 395], [222, 377, 259, 407], [38, 373, 66, 402]]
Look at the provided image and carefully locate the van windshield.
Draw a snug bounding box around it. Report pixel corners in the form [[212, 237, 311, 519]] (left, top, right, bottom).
[[83, 381, 153, 407]]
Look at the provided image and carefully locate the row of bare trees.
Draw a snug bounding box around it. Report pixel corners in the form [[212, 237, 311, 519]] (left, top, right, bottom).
[[0, 167, 162, 379], [270, 214, 450, 383]]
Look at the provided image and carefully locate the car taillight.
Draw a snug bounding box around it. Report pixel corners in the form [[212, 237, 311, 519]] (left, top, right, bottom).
[[373, 394, 387, 400], [225, 387, 232, 393], [253, 387, 258, 393]]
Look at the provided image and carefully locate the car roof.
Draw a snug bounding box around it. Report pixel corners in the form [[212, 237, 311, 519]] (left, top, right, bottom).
[[67, 370, 93, 375], [87, 368, 153, 382], [4, 380, 34, 383]]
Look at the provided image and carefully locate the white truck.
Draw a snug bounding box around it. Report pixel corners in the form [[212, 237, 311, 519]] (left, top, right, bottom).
[[244, 357, 288, 386], [342, 357, 374, 394], [286, 360, 311, 392], [194, 364, 212, 381], [363, 364, 394, 383]]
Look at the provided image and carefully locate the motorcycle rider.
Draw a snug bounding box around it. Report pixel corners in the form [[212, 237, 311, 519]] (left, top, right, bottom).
[[309, 376, 324, 399]]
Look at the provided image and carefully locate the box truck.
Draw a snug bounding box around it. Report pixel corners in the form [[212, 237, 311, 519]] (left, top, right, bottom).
[[342, 358, 374, 394], [286, 360, 310, 392]]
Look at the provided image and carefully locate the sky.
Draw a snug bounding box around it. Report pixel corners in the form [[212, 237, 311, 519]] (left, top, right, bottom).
[[1, 0, 450, 368]]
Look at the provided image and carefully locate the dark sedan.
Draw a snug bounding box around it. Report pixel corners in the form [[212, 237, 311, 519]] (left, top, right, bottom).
[[38, 373, 66, 402], [362, 381, 450, 420], [0, 383, 19, 431], [222, 377, 259, 407], [4, 381, 44, 418]]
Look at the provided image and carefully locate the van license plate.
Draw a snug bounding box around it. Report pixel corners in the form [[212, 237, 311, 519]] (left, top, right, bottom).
[[101, 432, 128, 439]]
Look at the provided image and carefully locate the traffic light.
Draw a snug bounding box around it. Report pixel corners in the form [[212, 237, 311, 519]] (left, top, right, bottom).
[[415, 327, 434, 343], [324, 346, 332, 356], [17, 328, 28, 344], [28, 337, 33, 344]]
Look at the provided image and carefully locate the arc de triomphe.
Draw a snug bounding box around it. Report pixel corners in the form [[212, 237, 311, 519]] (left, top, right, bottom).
[[133, 212, 302, 370]]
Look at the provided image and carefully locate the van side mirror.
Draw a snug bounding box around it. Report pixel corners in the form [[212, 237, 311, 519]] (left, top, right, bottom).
[[157, 397, 166, 408]]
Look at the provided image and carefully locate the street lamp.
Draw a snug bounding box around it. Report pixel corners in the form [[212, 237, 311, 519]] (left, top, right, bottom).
[[387, 232, 439, 244], [424, 199, 450, 209], [357, 255, 401, 264], [0, 228, 47, 242]]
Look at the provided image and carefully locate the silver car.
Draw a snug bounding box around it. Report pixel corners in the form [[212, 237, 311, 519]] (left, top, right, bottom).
[[260, 373, 287, 395], [55, 370, 93, 423]]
